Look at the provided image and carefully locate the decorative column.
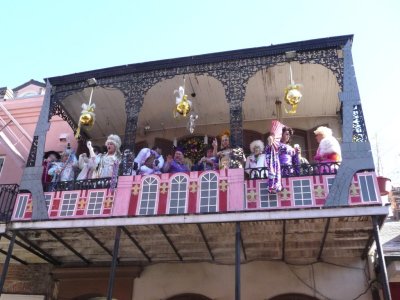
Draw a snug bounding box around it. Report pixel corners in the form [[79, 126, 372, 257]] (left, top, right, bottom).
[[325, 40, 375, 206], [20, 81, 53, 220]]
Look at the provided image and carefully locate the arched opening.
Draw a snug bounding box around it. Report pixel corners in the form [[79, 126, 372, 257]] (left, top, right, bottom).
[[243, 62, 342, 161], [269, 293, 319, 300], [136, 74, 229, 158], [166, 293, 212, 300], [60, 86, 126, 147]]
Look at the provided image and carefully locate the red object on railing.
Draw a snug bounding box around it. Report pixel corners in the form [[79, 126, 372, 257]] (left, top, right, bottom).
[[377, 176, 391, 196]]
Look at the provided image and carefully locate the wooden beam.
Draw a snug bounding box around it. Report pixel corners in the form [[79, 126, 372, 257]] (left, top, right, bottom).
[[0, 232, 16, 294], [317, 218, 331, 261], [14, 232, 61, 265], [120, 226, 151, 262], [197, 224, 214, 261], [47, 230, 91, 265], [83, 228, 114, 258], [238, 223, 247, 261], [158, 225, 182, 261]]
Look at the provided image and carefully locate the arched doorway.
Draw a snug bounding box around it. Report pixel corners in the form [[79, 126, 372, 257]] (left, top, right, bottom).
[[166, 293, 212, 300], [269, 293, 319, 300]]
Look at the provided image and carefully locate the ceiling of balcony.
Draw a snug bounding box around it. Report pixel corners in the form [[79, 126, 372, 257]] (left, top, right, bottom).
[[0, 215, 377, 266], [60, 62, 341, 144]]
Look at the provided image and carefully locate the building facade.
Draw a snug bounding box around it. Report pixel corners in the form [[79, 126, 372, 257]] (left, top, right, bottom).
[[0, 35, 392, 300]]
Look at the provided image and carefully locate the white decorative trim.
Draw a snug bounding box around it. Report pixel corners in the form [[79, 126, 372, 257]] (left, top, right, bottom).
[[10, 206, 389, 230]]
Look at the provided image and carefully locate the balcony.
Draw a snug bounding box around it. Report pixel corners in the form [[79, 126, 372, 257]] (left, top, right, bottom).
[[0, 184, 19, 223], [11, 166, 381, 222]]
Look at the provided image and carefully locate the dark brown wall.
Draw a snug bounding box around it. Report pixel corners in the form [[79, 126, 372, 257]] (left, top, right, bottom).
[[0, 263, 53, 296]]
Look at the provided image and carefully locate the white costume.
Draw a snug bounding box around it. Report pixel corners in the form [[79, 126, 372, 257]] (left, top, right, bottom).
[[48, 152, 78, 182], [134, 148, 164, 175], [315, 135, 342, 162], [314, 127, 342, 163], [77, 141, 98, 180], [245, 140, 267, 178], [94, 135, 121, 178]]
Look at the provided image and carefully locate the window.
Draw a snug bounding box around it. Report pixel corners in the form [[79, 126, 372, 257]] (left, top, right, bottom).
[[199, 173, 218, 213], [0, 156, 5, 175], [326, 177, 335, 192], [87, 191, 105, 215], [259, 182, 278, 208], [138, 176, 159, 215], [14, 195, 28, 218], [59, 193, 78, 216], [358, 175, 378, 202], [169, 175, 188, 214], [292, 179, 313, 206], [45, 194, 52, 211]]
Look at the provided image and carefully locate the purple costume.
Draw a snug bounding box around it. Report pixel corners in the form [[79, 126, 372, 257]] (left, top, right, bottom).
[[166, 160, 190, 173], [265, 142, 300, 192]]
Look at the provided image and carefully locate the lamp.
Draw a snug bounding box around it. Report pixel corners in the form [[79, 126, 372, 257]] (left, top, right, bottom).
[[285, 51, 296, 60]]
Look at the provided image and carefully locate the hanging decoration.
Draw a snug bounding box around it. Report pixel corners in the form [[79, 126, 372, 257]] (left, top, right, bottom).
[[187, 113, 198, 134], [284, 64, 302, 114], [173, 78, 192, 118], [75, 87, 96, 139]]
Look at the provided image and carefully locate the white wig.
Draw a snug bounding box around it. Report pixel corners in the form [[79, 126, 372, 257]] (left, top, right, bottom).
[[250, 140, 265, 153], [314, 126, 333, 138], [105, 134, 122, 150]]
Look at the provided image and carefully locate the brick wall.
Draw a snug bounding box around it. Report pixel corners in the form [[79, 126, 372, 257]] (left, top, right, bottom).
[[0, 264, 53, 297]]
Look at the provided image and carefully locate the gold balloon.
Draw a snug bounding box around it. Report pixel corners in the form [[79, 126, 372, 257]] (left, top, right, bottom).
[[79, 112, 94, 126], [175, 95, 191, 117], [284, 84, 302, 114], [75, 103, 96, 139]]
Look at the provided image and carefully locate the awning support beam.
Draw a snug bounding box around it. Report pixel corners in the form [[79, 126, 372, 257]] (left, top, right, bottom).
[[121, 226, 151, 262], [107, 226, 121, 300], [197, 224, 214, 261], [317, 218, 331, 260], [14, 232, 61, 265], [83, 228, 114, 258], [372, 216, 391, 300], [47, 229, 91, 265], [0, 231, 16, 295], [239, 223, 247, 261], [159, 225, 182, 261]]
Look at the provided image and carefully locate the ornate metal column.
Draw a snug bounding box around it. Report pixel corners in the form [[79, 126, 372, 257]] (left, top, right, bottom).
[[20, 81, 53, 220], [325, 40, 375, 206]]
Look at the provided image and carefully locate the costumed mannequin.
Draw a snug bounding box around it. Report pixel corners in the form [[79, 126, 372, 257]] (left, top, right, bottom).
[[245, 140, 267, 178], [48, 146, 78, 183], [162, 147, 190, 173], [314, 126, 342, 163], [77, 141, 99, 180], [94, 134, 122, 178], [42, 151, 61, 185], [265, 124, 300, 192], [213, 130, 232, 170], [197, 146, 218, 171], [134, 146, 164, 175]]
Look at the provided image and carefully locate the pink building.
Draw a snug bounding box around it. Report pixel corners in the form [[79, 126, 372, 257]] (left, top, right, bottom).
[[0, 80, 77, 185]]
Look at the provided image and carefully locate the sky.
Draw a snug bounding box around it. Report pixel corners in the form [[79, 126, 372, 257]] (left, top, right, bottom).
[[1, 0, 400, 183]]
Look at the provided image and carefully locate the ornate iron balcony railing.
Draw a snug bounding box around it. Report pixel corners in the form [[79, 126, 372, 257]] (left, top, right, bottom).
[[245, 162, 342, 179], [43, 177, 112, 192], [0, 184, 19, 223]]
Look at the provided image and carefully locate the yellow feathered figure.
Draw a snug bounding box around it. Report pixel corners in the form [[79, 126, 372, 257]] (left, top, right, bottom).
[[174, 86, 192, 117]]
